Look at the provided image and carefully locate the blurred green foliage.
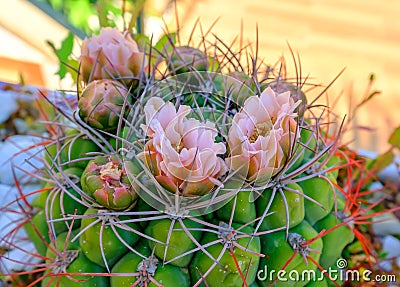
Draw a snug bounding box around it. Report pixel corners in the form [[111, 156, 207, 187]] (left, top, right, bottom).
[[38, 0, 146, 35]]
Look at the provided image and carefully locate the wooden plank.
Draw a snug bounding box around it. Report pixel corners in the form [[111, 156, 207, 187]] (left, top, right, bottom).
[[0, 56, 45, 86]]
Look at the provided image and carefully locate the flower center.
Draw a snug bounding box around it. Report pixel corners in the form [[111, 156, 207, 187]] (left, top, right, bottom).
[[249, 121, 273, 143], [100, 161, 122, 181], [175, 140, 184, 153]]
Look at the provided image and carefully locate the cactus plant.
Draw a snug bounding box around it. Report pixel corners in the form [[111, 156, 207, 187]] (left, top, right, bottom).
[[1, 12, 397, 287]]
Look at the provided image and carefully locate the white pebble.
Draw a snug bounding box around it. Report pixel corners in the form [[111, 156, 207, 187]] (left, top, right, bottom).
[[0, 135, 44, 185], [382, 235, 400, 258], [0, 91, 18, 123], [0, 183, 42, 207], [379, 235, 400, 272], [372, 212, 400, 236], [1, 241, 41, 271]]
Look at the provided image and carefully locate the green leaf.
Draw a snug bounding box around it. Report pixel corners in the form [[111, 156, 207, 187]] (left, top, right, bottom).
[[19, 73, 25, 86], [366, 150, 394, 173], [67, 58, 80, 80], [47, 32, 74, 79], [67, 0, 94, 29], [154, 33, 176, 55], [388, 126, 400, 149], [96, 0, 109, 28], [133, 34, 150, 53]]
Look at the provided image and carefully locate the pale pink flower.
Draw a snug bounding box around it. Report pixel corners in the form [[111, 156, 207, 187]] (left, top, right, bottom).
[[80, 27, 145, 85], [140, 97, 228, 196], [227, 87, 300, 182]]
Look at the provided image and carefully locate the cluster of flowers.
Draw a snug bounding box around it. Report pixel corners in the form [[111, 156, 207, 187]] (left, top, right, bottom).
[[78, 27, 301, 203], [5, 20, 395, 287]]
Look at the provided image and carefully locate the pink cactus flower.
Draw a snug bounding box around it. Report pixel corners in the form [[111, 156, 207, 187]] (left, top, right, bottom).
[[140, 97, 228, 196], [80, 27, 145, 85], [227, 87, 300, 183]]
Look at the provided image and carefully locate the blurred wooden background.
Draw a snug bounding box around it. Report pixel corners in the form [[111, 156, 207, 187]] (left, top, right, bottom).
[[0, 0, 399, 153], [162, 0, 400, 153]]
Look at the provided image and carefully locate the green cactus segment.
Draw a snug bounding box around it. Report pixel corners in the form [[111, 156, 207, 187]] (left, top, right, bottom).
[[256, 182, 305, 231], [111, 251, 190, 287], [42, 230, 108, 287], [299, 128, 317, 161], [220, 71, 256, 107], [45, 168, 87, 233], [321, 154, 341, 179], [169, 46, 208, 74], [24, 210, 50, 256], [150, 264, 191, 287], [298, 174, 336, 225], [33, 167, 84, 208], [189, 224, 261, 287], [44, 133, 100, 170], [45, 188, 87, 234], [313, 212, 354, 269], [258, 220, 323, 287], [81, 155, 137, 210], [61, 133, 100, 169], [285, 127, 319, 174], [304, 272, 328, 287], [250, 281, 261, 287], [285, 145, 306, 174], [216, 191, 256, 225], [145, 217, 203, 267], [78, 79, 130, 132], [79, 208, 140, 268]]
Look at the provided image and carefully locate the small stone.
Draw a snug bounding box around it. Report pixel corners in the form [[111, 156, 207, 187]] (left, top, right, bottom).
[[379, 235, 400, 272], [372, 212, 400, 236], [0, 183, 42, 207], [2, 241, 41, 271], [0, 135, 44, 185], [0, 203, 33, 244], [0, 91, 19, 123], [382, 235, 400, 258]]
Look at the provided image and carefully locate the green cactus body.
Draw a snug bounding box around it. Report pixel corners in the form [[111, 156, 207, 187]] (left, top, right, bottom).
[[189, 224, 261, 287], [79, 208, 140, 268], [36, 168, 87, 234], [61, 131, 100, 169], [45, 134, 99, 170], [298, 174, 336, 225], [169, 46, 208, 74], [304, 272, 328, 287], [258, 220, 323, 287], [256, 182, 305, 231], [14, 26, 371, 287], [285, 145, 306, 175], [216, 191, 256, 225], [320, 154, 341, 179], [42, 230, 108, 287], [111, 251, 190, 287], [313, 212, 355, 269], [145, 217, 203, 267], [299, 128, 317, 161], [24, 210, 50, 256], [45, 187, 87, 234]]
